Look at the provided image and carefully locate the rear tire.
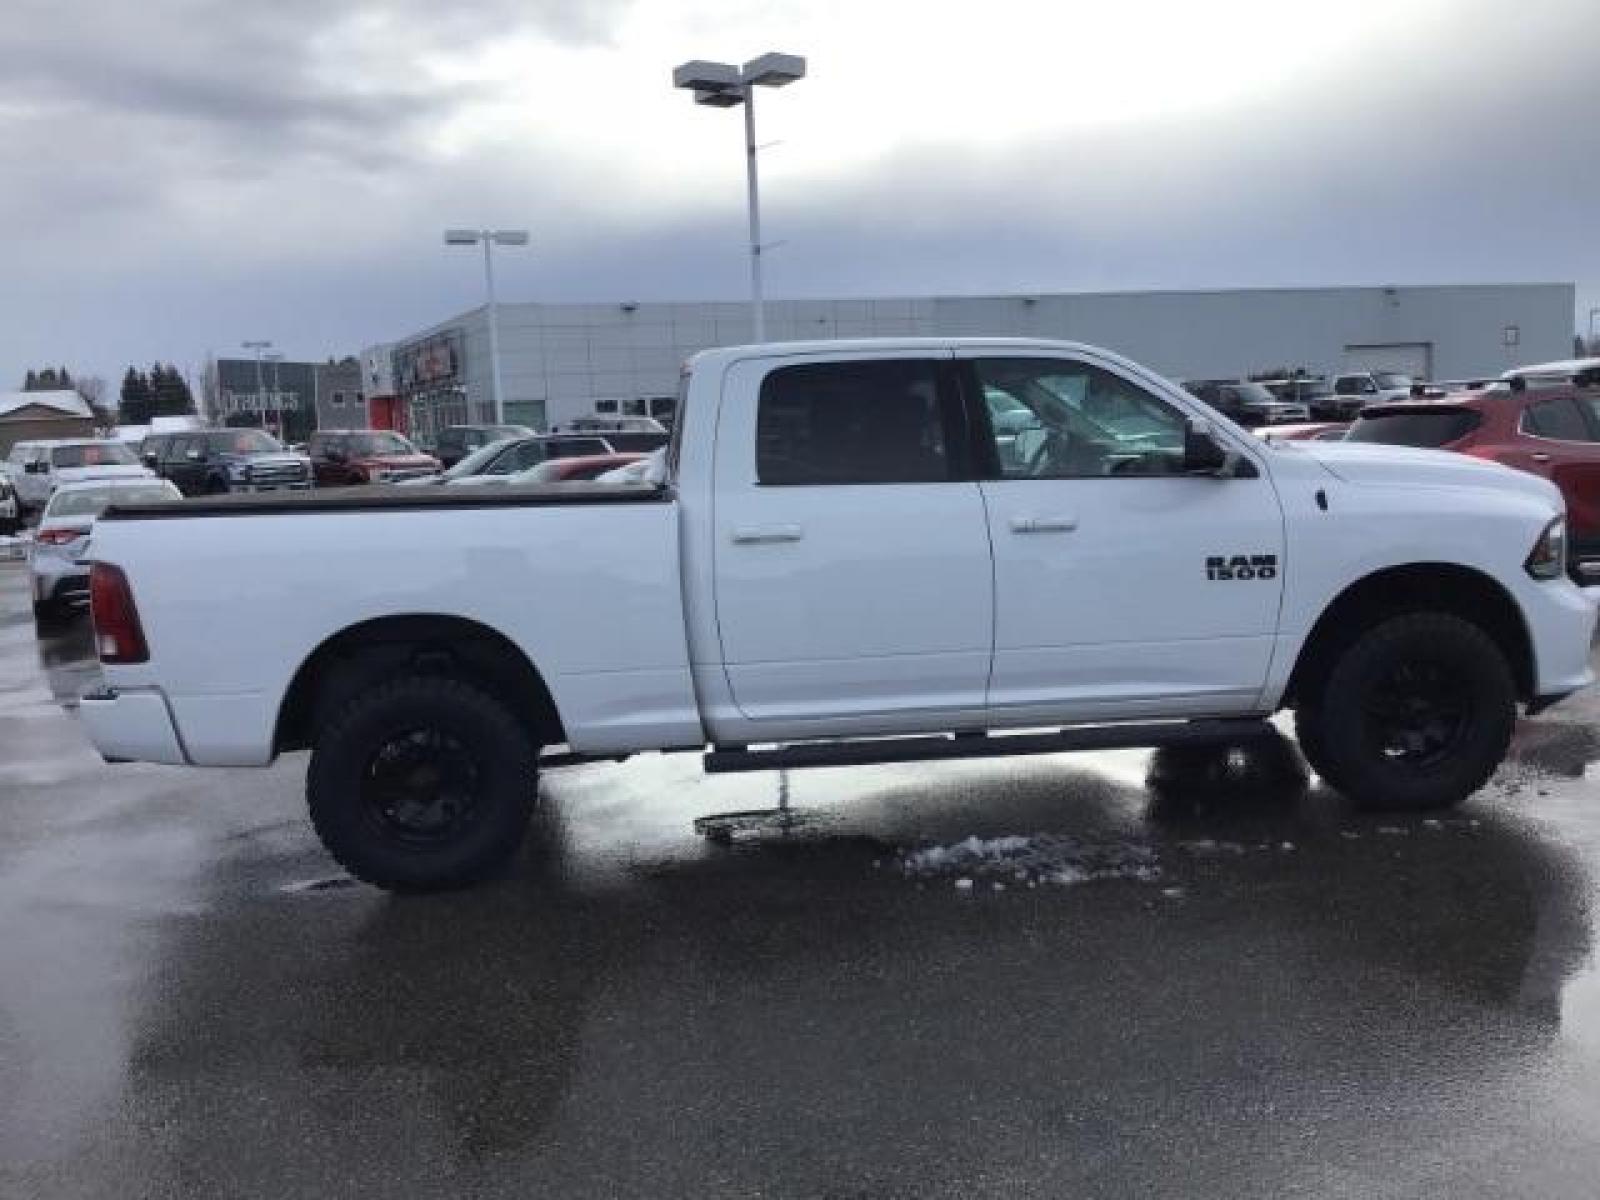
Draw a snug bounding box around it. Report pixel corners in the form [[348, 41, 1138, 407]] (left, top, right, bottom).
[[1294, 612, 1515, 811], [307, 674, 538, 891]]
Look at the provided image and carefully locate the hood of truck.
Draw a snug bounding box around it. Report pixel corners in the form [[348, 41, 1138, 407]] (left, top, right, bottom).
[[1297, 442, 1562, 507], [356, 453, 438, 470], [218, 452, 309, 469]]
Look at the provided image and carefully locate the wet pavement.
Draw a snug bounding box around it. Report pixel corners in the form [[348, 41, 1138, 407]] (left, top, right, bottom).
[[6, 561, 1600, 1197]]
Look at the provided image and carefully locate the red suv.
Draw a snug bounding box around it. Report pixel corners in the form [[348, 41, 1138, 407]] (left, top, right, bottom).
[[1345, 382, 1600, 572]]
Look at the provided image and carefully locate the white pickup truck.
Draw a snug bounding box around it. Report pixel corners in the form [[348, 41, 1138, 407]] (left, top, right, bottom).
[[79, 338, 1597, 891]]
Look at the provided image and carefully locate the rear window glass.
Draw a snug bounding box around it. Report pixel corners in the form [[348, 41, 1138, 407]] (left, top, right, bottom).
[[1345, 409, 1482, 448], [47, 482, 181, 516], [756, 360, 950, 485], [51, 442, 138, 468]]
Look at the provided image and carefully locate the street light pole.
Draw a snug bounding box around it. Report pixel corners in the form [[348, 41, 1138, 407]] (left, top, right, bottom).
[[1588, 306, 1599, 354], [444, 228, 529, 426], [742, 85, 765, 341], [673, 52, 807, 343], [482, 235, 505, 425], [242, 340, 271, 430], [264, 352, 284, 437]]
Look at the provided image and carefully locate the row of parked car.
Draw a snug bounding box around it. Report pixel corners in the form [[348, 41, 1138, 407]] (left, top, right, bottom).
[[1178, 370, 1417, 427], [1247, 356, 1600, 576]]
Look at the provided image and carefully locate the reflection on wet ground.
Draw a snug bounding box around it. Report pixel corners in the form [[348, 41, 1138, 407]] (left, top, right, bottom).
[[6, 562, 1600, 1197]]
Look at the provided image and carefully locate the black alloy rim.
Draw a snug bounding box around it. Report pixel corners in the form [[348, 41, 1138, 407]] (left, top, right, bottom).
[[1362, 658, 1473, 769], [361, 727, 484, 844]]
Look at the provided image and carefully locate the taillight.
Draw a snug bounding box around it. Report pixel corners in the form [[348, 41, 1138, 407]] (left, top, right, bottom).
[[36, 527, 80, 545], [90, 563, 149, 664]]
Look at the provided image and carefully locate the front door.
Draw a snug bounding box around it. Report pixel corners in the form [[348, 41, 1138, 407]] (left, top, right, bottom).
[[965, 353, 1285, 724], [711, 354, 994, 725]]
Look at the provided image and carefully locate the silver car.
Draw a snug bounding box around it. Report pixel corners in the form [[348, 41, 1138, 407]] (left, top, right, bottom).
[[30, 477, 181, 624]]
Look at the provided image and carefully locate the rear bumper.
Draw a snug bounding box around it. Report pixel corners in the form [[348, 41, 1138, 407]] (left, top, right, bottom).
[[78, 687, 189, 765]]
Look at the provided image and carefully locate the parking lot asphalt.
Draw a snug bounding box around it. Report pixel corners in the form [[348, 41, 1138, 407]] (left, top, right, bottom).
[[7, 561, 1600, 1198]]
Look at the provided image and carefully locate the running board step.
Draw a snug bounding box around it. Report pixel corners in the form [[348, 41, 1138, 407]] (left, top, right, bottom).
[[703, 718, 1276, 775]]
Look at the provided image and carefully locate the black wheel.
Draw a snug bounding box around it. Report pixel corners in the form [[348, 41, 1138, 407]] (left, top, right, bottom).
[[1294, 612, 1515, 811], [307, 674, 538, 891]]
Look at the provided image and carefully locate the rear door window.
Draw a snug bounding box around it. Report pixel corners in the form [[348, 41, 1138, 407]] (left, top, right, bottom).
[[755, 359, 954, 485], [1345, 409, 1482, 447], [1522, 397, 1592, 442]]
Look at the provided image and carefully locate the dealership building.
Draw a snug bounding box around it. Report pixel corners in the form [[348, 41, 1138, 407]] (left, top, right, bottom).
[[381, 283, 1576, 434]]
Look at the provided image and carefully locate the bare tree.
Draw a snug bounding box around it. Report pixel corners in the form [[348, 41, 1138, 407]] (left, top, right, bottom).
[[74, 374, 115, 431]]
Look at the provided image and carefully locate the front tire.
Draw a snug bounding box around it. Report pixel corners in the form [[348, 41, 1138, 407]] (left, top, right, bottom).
[[1294, 612, 1515, 810], [308, 674, 538, 891]]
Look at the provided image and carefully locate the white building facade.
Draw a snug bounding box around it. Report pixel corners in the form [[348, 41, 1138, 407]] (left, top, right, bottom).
[[389, 283, 1576, 433]]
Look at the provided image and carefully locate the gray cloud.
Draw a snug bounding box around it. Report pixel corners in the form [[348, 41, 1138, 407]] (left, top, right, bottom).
[[0, 0, 1595, 390]]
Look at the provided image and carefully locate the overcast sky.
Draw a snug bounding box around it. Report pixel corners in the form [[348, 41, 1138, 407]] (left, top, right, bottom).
[[3, 0, 1595, 392]]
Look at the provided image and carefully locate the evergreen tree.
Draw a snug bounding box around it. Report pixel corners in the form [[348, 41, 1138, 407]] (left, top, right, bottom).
[[120, 367, 154, 424], [23, 369, 37, 391], [148, 363, 196, 416], [58, 366, 72, 389]]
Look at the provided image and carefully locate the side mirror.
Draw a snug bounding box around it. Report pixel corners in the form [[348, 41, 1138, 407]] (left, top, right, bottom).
[[1183, 418, 1231, 476], [141, 452, 159, 468]]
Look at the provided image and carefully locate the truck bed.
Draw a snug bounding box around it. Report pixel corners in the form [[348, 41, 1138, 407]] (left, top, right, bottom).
[[100, 481, 667, 521]]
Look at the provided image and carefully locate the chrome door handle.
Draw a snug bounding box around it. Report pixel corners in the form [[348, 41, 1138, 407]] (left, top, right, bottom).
[[1010, 515, 1078, 534], [1531, 453, 1552, 463], [731, 524, 804, 544]]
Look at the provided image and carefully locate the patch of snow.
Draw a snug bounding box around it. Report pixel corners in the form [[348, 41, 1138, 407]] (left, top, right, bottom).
[[899, 833, 1160, 889]]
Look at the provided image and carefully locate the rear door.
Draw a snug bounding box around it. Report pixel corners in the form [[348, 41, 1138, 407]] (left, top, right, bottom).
[[710, 352, 995, 723], [964, 351, 1285, 722]]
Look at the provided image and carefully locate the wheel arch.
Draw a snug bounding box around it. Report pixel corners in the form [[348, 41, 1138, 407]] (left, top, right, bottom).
[[274, 613, 566, 755], [1284, 562, 1535, 708]]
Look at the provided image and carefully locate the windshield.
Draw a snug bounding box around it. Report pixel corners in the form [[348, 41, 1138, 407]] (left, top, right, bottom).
[[346, 432, 415, 456], [50, 442, 138, 468], [211, 430, 282, 455], [441, 438, 522, 479], [1229, 382, 1279, 405], [1373, 372, 1413, 389], [45, 481, 180, 517]]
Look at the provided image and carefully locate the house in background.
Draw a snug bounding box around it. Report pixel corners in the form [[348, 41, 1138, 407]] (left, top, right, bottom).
[[0, 390, 95, 456]]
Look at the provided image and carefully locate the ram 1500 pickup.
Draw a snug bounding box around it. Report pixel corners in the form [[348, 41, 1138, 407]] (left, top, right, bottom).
[[78, 338, 1598, 890]]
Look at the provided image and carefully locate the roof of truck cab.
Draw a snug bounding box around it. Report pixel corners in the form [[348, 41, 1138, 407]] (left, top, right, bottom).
[[685, 337, 1110, 370]]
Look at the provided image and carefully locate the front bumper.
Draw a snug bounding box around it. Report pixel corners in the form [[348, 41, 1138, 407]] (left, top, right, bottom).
[[78, 686, 189, 765], [1523, 582, 1600, 707]]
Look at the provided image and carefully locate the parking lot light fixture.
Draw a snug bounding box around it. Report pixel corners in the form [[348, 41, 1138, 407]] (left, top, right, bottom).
[[443, 228, 530, 424], [672, 51, 808, 342]]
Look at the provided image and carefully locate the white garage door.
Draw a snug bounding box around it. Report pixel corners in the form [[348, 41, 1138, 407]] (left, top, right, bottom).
[[1343, 342, 1433, 379]]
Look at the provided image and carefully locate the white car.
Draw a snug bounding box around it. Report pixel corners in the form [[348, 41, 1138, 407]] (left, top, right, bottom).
[[30, 478, 181, 624], [78, 337, 1596, 892], [5, 438, 156, 513]]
